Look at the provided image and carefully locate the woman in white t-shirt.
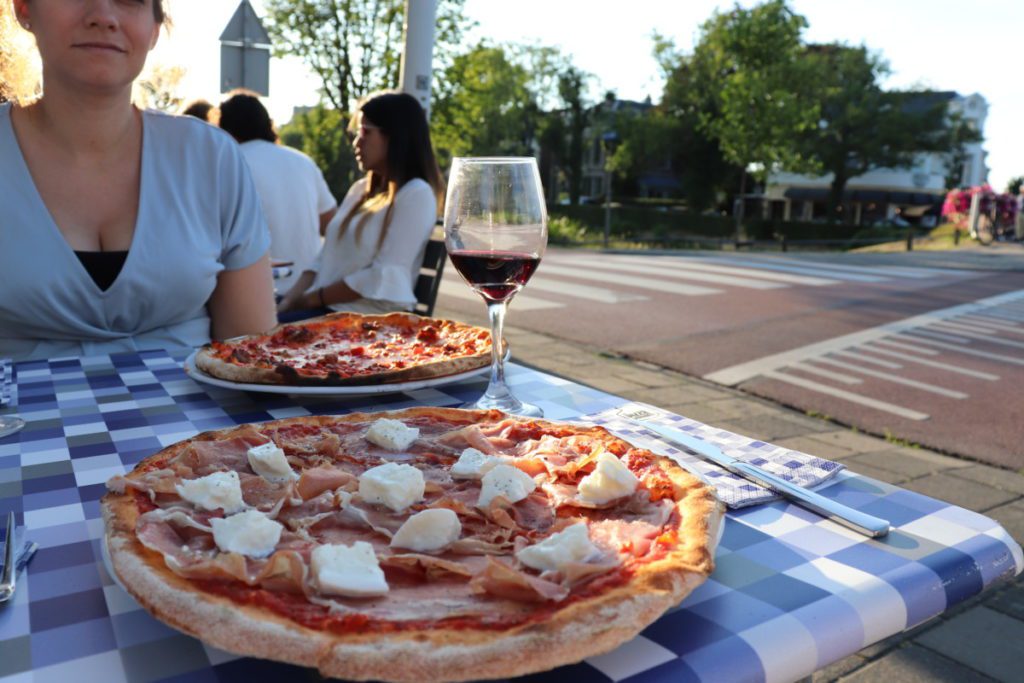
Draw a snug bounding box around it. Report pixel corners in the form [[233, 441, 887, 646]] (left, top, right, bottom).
[[277, 92, 444, 316]]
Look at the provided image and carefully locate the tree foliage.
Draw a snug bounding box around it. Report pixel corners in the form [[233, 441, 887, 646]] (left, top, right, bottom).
[[263, 0, 472, 112], [278, 104, 357, 196], [690, 0, 819, 184], [797, 43, 976, 218]]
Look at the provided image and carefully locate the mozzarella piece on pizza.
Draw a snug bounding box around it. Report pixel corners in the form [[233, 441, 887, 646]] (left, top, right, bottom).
[[516, 523, 601, 573], [365, 419, 420, 451], [390, 508, 462, 552], [478, 464, 537, 508], [577, 452, 639, 505], [312, 542, 389, 597], [210, 510, 284, 558], [175, 471, 246, 513], [358, 462, 425, 512], [246, 442, 298, 483], [450, 447, 502, 479]]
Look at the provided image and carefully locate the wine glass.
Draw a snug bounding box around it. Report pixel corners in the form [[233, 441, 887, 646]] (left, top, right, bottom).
[[444, 157, 548, 417]]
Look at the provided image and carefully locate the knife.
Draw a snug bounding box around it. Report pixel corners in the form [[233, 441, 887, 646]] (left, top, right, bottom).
[[637, 422, 890, 538]]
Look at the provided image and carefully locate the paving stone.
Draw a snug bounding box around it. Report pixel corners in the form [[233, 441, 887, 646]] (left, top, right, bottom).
[[806, 430, 895, 455], [619, 383, 730, 406], [716, 413, 831, 441], [985, 501, 1024, 547], [844, 460, 915, 485], [773, 435, 857, 460], [984, 577, 1024, 621], [900, 474, 1018, 513], [846, 450, 951, 480], [951, 466, 1024, 497], [812, 653, 867, 682], [888, 447, 971, 470], [661, 402, 739, 425], [695, 397, 779, 421], [608, 366, 691, 389], [840, 644, 994, 683], [916, 607, 1024, 682]]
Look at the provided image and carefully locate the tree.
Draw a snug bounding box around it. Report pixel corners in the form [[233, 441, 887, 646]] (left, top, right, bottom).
[[430, 43, 534, 166], [133, 64, 186, 113], [557, 66, 589, 205], [263, 0, 472, 112], [690, 0, 820, 195], [279, 104, 357, 196], [1008, 176, 1024, 195], [799, 44, 976, 219]]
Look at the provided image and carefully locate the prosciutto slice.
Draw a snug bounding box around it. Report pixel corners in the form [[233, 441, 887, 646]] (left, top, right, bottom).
[[469, 558, 569, 603]]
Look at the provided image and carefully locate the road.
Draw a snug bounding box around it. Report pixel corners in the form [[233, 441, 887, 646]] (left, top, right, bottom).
[[435, 247, 1024, 469]]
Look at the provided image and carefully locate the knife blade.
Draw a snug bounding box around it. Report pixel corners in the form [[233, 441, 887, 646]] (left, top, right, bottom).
[[637, 422, 890, 538]]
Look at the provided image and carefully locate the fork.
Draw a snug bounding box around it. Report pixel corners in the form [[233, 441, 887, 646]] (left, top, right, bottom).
[[0, 511, 36, 604]]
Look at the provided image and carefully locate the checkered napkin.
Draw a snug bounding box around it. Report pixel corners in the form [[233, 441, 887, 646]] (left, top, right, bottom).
[[577, 401, 845, 508], [1, 358, 12, 407]]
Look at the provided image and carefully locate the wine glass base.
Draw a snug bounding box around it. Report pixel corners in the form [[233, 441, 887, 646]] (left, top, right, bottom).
[[469, 395, 543, 418], [0, 416, 25, 439]]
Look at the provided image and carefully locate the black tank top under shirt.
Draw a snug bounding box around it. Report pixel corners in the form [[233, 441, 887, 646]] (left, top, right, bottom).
[[74, 250, 128, 291]]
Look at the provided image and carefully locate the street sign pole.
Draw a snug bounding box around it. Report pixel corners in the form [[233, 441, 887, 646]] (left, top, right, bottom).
[[220, 0, 271, 96], [399, 0, 437, 118]]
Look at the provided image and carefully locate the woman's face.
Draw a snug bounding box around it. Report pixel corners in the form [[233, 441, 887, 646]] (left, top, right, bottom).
[[15, 0, 161, 97], [353, 112, 388, 175]]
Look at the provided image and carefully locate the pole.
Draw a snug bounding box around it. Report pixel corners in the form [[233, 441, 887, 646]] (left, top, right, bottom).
[[603, 168, 611, 248], [399, 0, 438, 118]]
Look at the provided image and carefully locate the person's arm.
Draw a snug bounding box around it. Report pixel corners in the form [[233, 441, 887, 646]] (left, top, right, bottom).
[[208, 253, 277, 339], [276, 269, 317, 312], [319, 207, 337, 237]]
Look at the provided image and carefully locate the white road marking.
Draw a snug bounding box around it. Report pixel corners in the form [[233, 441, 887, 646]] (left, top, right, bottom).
[[437, 281, 563, 311], [872, 338, 940, 355], [831, 349, 902, 369], [814, 357, 967, 399], [789, 362, 864, 385], [705, 257, 891, 283], [704, 289, 1024, 385], [763, 257, 947, 279], [537, 264, 722, 296], [566, 256, 786, 290], [604, 255, 838, 286], [863, 345, 1000, 380], [895, 333, 1024, 366], [908, 328, 973, 344], [763, 371, 930, 420], [919, 325, 1024, 350], [930, 319, 997, 335], [527, 277, 648, 304], [957, 315, 1024, 333]]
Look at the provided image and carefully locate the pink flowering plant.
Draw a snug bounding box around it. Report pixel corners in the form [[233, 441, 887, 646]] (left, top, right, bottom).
[[942, 185, 1018, 230]]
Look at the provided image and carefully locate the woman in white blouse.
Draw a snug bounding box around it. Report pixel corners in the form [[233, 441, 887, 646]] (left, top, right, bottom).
[[278, 91, 444, 316]]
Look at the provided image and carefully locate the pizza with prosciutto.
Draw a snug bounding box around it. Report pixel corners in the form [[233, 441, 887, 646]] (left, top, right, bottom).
[[194, 312, 493, 386], [102, 407, 723, 682]]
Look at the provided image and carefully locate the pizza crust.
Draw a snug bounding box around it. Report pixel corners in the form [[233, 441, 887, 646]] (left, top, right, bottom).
[[101, 408, 724, 682], [195, 312, 492, 387]]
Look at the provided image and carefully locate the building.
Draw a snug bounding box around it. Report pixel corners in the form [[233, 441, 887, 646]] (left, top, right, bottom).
[[763, 92, 988, 225]]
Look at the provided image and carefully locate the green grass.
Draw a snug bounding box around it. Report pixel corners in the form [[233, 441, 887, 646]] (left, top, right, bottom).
[[851, 223, 969, 253]]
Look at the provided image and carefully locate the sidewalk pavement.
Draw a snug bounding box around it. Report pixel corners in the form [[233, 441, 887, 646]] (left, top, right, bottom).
[[439, 305, 1024, 683]]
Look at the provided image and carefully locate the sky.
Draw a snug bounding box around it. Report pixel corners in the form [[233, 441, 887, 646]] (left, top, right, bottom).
[[153, 0, 1023, 191]]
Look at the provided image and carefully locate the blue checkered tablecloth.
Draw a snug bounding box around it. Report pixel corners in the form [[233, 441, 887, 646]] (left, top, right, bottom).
[[0, 350, 1020, 683]]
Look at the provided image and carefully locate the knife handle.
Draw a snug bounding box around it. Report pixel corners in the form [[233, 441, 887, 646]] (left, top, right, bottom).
[[731, 462, 890, 538]]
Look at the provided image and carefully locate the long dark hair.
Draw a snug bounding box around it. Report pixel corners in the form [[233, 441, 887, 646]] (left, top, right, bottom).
[[338, 91, 444, 245]]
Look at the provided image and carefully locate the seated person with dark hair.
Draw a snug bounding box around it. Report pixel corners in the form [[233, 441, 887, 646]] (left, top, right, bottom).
[[218, 90, 337, 294]]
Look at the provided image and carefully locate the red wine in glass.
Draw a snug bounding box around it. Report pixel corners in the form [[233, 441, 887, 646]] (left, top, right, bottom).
[[449, 250, 540, 302]]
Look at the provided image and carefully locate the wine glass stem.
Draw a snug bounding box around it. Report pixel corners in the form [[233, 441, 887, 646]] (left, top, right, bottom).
[[483, 299, 514, 403]]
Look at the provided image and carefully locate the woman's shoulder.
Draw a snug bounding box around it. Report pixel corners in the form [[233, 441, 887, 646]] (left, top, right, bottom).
[[143, 108, 237, 149], [397, 177, 436, 202]]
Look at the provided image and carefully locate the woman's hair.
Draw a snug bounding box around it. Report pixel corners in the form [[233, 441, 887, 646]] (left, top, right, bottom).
[[338, 91, 444, 246], [217, 90, 276, 143], [180, 99, 213, 121], [0, 1, 168, 104]]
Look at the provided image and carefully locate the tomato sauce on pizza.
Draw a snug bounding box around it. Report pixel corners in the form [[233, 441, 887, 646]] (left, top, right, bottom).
[[194, 313, 493, 386]]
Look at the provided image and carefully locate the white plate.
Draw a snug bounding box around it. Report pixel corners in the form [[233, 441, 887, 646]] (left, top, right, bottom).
[[183, 349, 495, 397]]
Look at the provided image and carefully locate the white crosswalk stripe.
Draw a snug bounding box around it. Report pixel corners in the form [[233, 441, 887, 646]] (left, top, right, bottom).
[[563, 256, 787, 290], [440, 252, 969, 311]]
